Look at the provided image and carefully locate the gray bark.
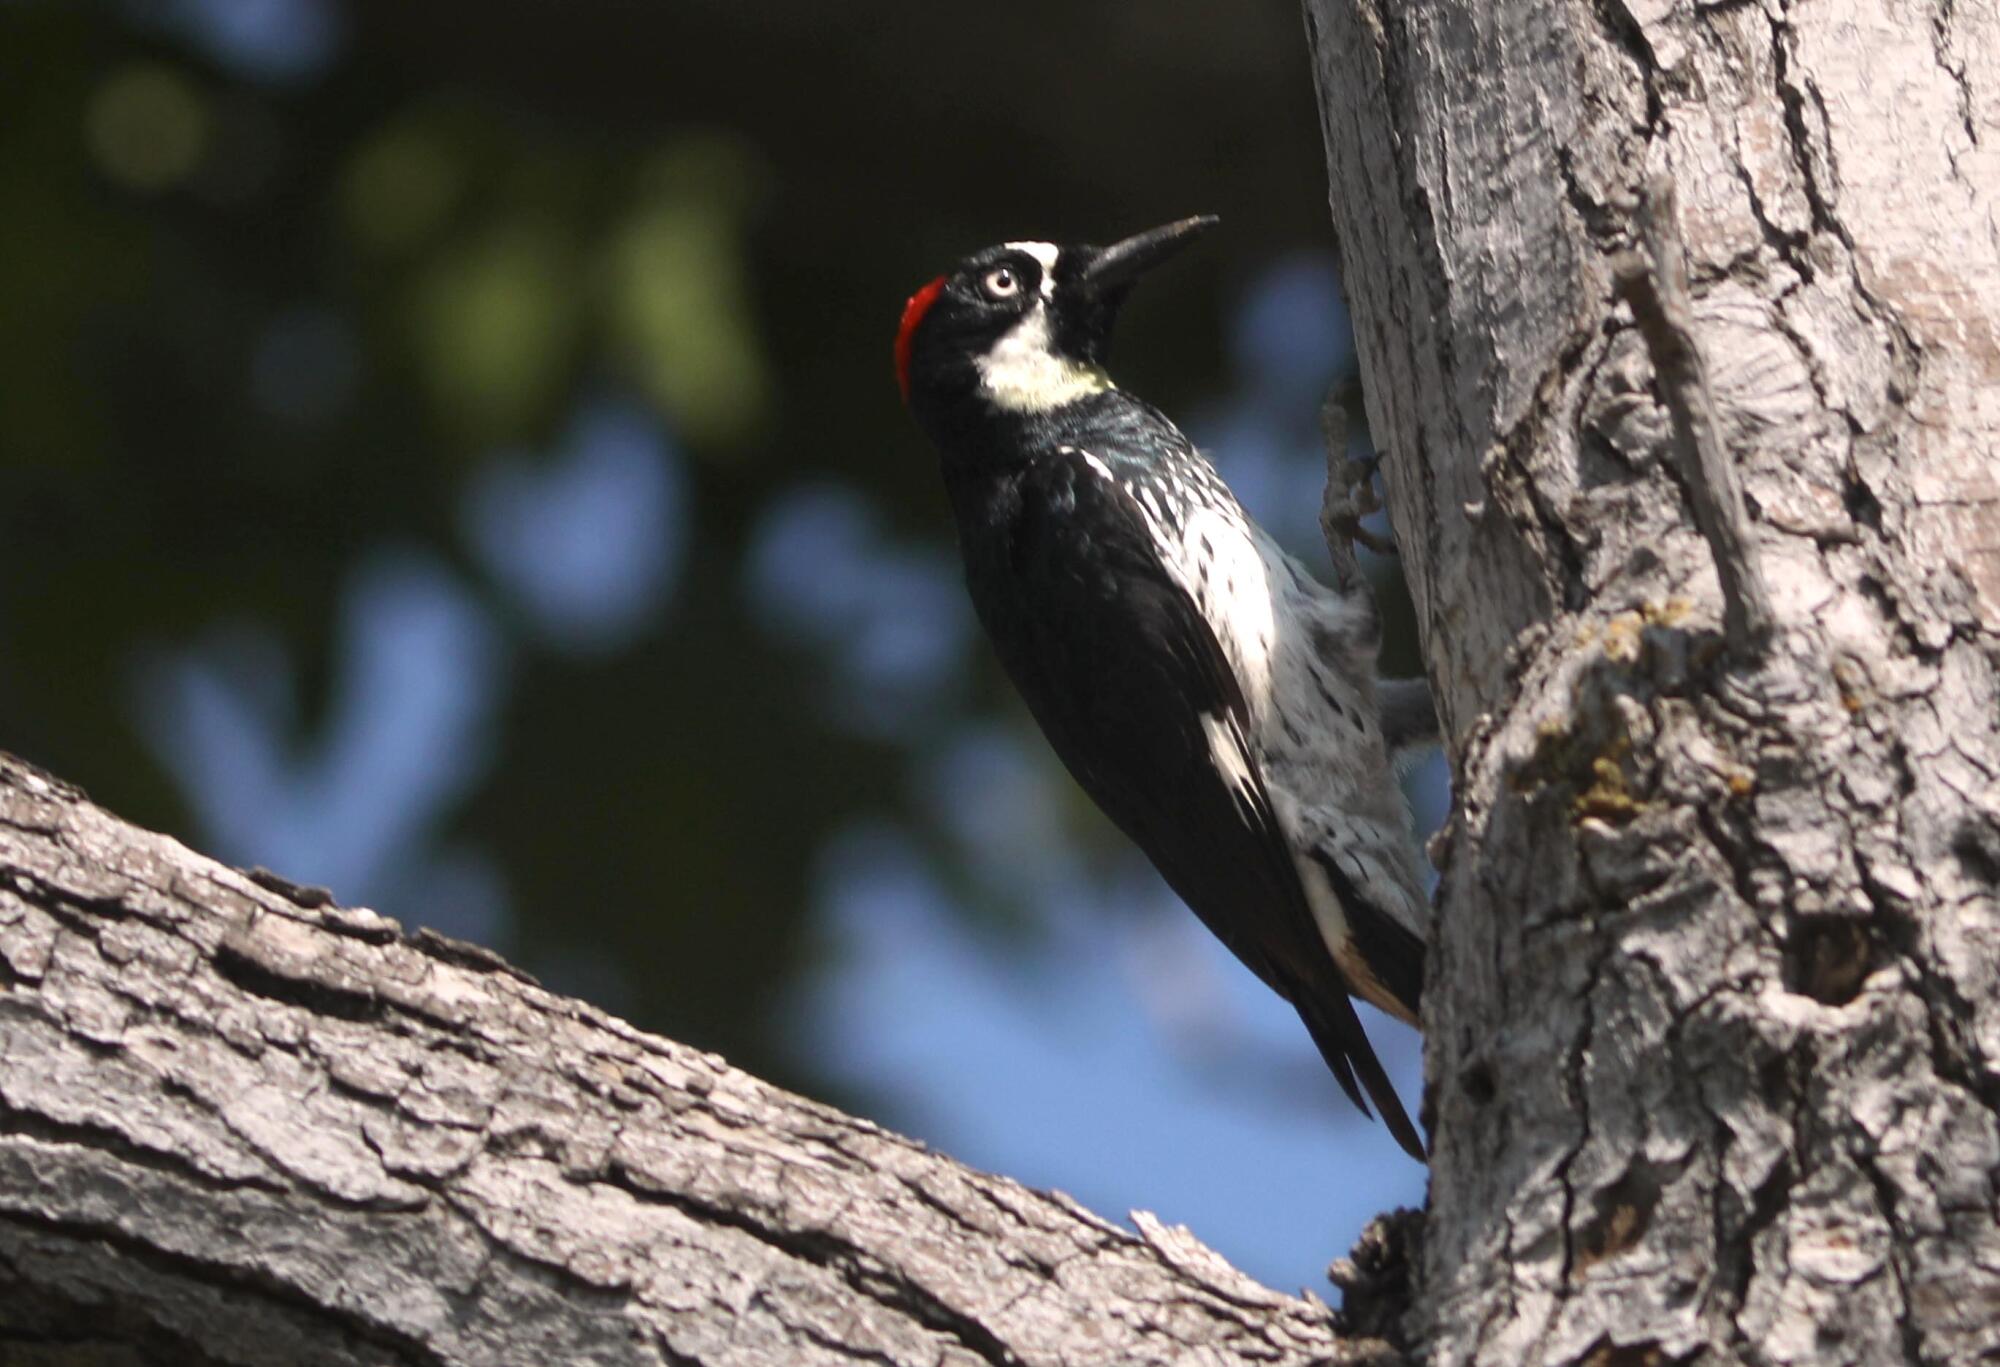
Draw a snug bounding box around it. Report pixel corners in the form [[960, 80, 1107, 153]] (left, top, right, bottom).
[[1305, 0, 2000, 1362], [0, 755, 1386, 1366]]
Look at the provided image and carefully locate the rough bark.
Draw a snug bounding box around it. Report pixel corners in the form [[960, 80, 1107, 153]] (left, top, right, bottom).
[[0, 755, 1388, 1366], [1305, 0, 2000, 1362]]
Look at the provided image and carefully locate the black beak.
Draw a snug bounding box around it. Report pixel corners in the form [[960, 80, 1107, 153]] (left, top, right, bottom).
[[1079, 215, 1219, 299]]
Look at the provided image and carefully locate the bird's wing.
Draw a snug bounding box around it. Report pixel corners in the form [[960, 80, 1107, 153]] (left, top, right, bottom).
[[971, 447, 1421, 1157]]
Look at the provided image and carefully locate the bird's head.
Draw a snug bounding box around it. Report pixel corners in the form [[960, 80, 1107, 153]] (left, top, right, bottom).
[[896, 216, 1217, 440]]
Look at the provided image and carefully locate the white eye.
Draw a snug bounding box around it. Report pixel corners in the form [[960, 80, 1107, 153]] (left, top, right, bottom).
[[982, 266, 1023, 299]]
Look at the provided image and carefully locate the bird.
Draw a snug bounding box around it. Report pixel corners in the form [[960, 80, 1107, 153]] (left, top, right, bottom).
[[896, 215, 1436, 1159]]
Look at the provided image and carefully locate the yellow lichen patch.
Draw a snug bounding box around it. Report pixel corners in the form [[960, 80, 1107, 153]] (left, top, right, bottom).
[[1513, 716, 1647, 827], [1643, 597, 1694, 628], [1601, 612, 1645, 663], [1594, 600, 1694, 666], [1511, 716, 1584, 793], [1575, 750, 1643, 825], [1581, 1341, 1669, 1367], [1831, 657, 1872, 715], [1574, 1200, 1647, 1275]]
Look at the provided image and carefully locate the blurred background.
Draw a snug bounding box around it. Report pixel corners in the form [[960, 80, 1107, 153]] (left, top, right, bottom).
[[1, 0, 1445, 1294]]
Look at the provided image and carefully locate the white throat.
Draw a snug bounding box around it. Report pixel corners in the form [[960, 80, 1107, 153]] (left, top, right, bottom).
[[974, 302, 1112, 413]]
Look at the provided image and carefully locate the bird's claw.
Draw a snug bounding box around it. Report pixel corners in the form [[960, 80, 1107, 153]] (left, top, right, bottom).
[[1343, 452, 1388, 521], [1319, 381, 1397, 565], [1321, 451, 1397, 561]]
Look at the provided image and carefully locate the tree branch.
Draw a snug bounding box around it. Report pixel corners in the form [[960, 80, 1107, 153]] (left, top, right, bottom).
[[0, 754, 1392, 1366]]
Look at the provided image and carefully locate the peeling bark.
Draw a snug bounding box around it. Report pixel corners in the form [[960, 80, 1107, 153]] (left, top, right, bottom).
[[0, 756, 1389, 1366], [1305, 0, 2000, 1361]]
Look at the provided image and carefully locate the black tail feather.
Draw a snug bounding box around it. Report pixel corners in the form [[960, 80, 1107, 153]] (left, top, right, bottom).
[[1295, 991, 1426, 1161]]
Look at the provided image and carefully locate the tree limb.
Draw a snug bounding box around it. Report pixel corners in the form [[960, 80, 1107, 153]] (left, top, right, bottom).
[[0, 754, 1392, 1366]]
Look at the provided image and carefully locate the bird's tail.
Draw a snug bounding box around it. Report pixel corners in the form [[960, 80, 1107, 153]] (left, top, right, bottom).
[[1295, 991, 1426, 1161]]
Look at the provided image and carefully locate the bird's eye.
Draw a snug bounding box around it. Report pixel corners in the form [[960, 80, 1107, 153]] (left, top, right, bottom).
[[982, 266, 1022, 300]]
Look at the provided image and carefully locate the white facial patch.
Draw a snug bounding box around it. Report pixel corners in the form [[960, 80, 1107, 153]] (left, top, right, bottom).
[[1002, 240, 1062, 297], [975, 302, 1113, 412]]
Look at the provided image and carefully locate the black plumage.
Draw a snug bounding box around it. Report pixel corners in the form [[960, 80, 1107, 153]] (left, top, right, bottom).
[[900, 220, 1429, 1158]]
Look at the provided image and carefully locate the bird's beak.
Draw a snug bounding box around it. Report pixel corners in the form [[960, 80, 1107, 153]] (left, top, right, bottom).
[[1080, 216, 1219, 299]]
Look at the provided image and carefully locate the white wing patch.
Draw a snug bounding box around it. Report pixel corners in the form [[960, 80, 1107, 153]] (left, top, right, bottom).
[[1172, 505, 1279, 705], [1065, 444, 1280, 709], [1201, 712, 1258, 800], [976, 302, 1113, 412], [1063, 446, 1115, 482]]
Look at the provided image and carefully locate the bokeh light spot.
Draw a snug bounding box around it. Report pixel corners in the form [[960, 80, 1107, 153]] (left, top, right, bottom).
[[155, 0, 343, 85], [745, 483, 972, 735], [607, 141, 770, 449], [344, 121, 463, 255], [413, 221, 579, 441], [86, 64, 208, 192], [463, 398, 688, 655]]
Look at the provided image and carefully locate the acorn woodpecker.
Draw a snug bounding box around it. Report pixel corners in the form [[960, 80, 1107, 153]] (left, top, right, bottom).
[[897, 216, 1433, 1158]]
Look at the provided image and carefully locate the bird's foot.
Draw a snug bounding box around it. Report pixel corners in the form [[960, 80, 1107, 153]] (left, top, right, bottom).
[[1320, 451, 1400, 559], [1320, 381, 1397, 571]]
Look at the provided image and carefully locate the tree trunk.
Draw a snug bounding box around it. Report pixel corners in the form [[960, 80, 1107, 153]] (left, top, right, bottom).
[[1304, 0, 2000, 1361], [0, 755, 1387, 1366]]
